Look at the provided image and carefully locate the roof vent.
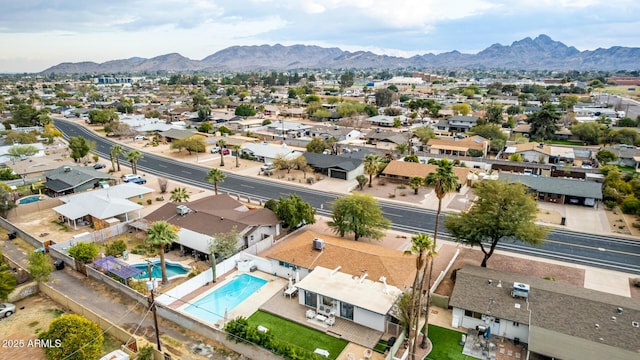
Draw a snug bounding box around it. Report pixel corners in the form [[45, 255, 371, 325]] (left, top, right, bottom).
[[63, 166, 71, 172], [312, 237, 324, 251], [633, 321, 639, 328], [497, 280, 502, 288], [611, 316, 616, 321], [514, 303, 521, 309], [487, 279, 493, 285], [595, 324, 599, 329], [617, 307, 623, 314]]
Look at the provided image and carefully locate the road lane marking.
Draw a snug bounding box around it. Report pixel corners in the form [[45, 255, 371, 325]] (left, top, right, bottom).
[[181, 170, 192, 174], [240, 184, 254, 188], [544, 239, 639, 257]]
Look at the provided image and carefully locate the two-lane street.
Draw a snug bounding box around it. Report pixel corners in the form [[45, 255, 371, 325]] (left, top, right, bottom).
[[55, 119, 640, 274]]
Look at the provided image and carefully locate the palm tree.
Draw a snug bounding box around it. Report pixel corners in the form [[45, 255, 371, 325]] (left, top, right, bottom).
[[145, 221, 179, 285], [233, 144, 241, 168], [406, 233, 433, 360], [420, 159, 457, 349], [424, 159, 459, 248], [409, 177, 423, 195], [125, 150, 143, 175], [205, 168, 226, 195], [396, 143, 409, 156], [419, 236, 437, 350], [217, 139, 227, 167], [170, 187, 190, 202], [110, 144, 123, 172], [363, 154, 381, 188]]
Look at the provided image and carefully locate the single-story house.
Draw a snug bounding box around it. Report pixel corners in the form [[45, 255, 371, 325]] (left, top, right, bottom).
[[434, 115, 479, 134], [157, 128, 199, 143], [367, 115, 408, 127], [241, 142, 303, 163], [0, 143, 46, 163], [502, 142, 575, 165], [365, 130, 410, 146], [303, 152, 363, 180], [307, 126, 363, 142], [265, 120, 312, 138], [381, 160, 471, 190], [498, 173, 602, 206], [426, 135, 490, 157], [140, 194, 280, 255], [260, 230, 415, 332], [600, 145, 640, 169], [53, 182, 153, 229], [450, 266, 639, 360], [43, 165, 118, 197]]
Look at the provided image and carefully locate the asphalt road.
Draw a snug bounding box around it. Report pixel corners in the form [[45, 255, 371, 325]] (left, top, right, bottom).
[[54, 119, 640, 274]]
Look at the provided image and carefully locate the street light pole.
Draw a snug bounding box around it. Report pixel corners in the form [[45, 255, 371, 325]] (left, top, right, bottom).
[[146, 261, 162, 352]]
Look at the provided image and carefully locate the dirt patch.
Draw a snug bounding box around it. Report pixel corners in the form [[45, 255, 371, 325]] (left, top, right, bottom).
[[603, 207, 639, 236], [435, 247, 585, 297], [536, 208, 562, 225], [0, 295, 65, 360], [629, 278, 640, 299]]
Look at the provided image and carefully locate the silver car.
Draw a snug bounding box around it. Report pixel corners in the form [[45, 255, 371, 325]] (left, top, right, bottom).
[[0, 303, 15, 318]]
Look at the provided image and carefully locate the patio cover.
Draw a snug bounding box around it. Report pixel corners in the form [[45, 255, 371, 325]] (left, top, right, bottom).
[[93, 256, 143, 279], [295, 266, 402, 315]]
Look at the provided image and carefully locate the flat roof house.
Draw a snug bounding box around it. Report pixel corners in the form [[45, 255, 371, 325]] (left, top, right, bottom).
[[498, 173, 602, 206]]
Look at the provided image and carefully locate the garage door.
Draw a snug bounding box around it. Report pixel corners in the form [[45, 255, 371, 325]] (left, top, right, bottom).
[[330, 169, 347, 180]]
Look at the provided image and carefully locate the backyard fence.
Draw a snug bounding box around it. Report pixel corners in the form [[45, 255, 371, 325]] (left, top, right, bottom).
[[0, 216, 43, 249]]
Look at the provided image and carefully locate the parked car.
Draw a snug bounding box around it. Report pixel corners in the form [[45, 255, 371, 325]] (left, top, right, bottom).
[[130, 177, 147, 185], [133, 135, 147, 141], [210, 146, 221, 154], [261, 163, 275, 171], [93, 163, 106, 170], [0, 303, 15, 318], [221, 148, 230, 155], [122, 174, 141, 182]]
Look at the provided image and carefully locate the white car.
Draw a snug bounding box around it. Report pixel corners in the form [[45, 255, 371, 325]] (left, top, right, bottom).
[[122, 174, 142, 182], [0, 303, 15, 318], [261, 163, 275, 171], [133, 135, 147, 141], [210, 146, 221, 154]]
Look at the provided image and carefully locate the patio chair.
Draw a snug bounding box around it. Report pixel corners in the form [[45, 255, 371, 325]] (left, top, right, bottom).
[[324, 316, 335, 326], [306, 309, 316, 319]]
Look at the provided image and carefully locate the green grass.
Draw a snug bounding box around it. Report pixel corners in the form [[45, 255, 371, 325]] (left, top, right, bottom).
[[425, 325, 475, 360], [373, 339, 387, 353], [247, 311, 348, 357]]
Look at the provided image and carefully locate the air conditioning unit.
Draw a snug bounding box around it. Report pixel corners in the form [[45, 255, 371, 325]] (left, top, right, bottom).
[[176, 205, 190, 216], [512, 282, 530, 298], [312, 237, 325, 251]]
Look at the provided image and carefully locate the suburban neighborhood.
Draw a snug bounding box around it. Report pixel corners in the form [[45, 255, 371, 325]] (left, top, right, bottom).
[[0, 67, 639, 360]]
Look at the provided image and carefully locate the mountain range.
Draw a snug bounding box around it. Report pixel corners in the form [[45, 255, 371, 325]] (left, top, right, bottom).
[[41, 35, 640, 74]]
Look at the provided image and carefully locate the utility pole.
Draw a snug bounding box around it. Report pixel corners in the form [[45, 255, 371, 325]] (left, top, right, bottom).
[[146, 261, 162, 352]]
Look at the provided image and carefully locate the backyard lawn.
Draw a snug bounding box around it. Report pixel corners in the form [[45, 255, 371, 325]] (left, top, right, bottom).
[[247, 311, 348, 358], [425, 324, 475, 360]]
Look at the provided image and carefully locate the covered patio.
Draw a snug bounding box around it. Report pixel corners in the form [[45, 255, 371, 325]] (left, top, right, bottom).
[[92, 256, 144, 285]]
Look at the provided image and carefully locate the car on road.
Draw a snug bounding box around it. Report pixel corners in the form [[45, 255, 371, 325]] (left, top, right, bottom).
[[122, 174, 142, 182], [93, 163, 106, 169], [0, 303, 15, 318], [129, 177, 147, 185]]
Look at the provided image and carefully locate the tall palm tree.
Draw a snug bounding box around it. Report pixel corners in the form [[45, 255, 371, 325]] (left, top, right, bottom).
[[406, 233, 432, 360], [396, 143, 409, 156], [170, 187, 190, 202], [125, 150, 143, 175], [217, 139, 227, 167], [205, 168, 226, 195], [233, 144, 241, 168], [145, 221, 179, 285], [420, 159, 458, 349], [110, 144, 123, 172], [363, 154, 381, 188]]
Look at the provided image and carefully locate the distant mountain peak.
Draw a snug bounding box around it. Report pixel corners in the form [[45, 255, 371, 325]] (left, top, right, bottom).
[[40, 35, 640, 74]]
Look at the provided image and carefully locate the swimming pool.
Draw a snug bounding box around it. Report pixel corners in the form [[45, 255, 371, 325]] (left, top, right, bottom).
[[131, 261, 190, 280], [184, 274, 267, 323], [17, 195, 45, 205]]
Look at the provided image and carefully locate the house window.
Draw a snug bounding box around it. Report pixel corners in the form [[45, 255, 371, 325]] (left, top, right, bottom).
[[304, 291, 317, 308], [278, 261, 291, 268], [464, 310, 482, 319], [340, 302, 354, 320]]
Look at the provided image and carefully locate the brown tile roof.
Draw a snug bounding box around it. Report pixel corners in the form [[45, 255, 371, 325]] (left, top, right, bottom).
[[427, 135, 489, 152], [381, 160, 470, 184], [260, 230, 416, 289], [144, 194, 278, 235], [510, 142, 552, 155]]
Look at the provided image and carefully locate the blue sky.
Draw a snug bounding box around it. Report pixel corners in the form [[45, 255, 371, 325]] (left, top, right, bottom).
[[1, 0, 638, 73]]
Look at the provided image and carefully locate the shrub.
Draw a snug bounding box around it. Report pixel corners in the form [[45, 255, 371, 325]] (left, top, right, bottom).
[[146, 199, 153, 205], [155, 196, 164, 201], [104, 240, 127, 257], [632, 278, 640, 287], [68, 242, 99, 263], [620, 195, 640, 214], [604, 200, 617, 210]]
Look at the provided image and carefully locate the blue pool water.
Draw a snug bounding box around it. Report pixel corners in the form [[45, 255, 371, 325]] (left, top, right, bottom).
[[184, 274, 267, 323], [132, 261, 190, 280], [18, 195, 44, 204]]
